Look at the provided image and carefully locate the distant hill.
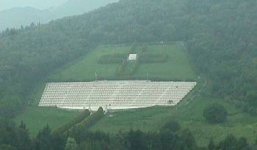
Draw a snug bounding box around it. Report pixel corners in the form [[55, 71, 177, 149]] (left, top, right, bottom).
[[0, 0, 119, 31], [51, 0, 119, 18], [0, 7, 52, 30]]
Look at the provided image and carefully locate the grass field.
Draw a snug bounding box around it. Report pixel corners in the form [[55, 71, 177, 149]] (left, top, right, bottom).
[[91, 95, 257, 146], [49, 45, 130, 81], [16, 93, 257, 145], [49, 44, 197, 81], [14, 107, 80, 136], [135, 45, 196, 80]]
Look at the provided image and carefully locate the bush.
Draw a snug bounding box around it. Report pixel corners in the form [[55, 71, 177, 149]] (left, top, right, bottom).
[[203, 103, 228, 124], [98, 54, 127, 64], [139, 53, 168, 63], [53, 110, 91, 135], [0, 144, 17, 150], [77, 107, 105, 129], [116, 60, 139, 76], [161, 120, 181, 132]]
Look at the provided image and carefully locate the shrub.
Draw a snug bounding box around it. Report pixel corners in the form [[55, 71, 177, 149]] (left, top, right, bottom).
[[77, 107, 105, 129], [139, 53, 168, 63], [53, 109, 90, 135], [161, 120, 181, 132], [116, 60, 139, 76], [0, 144, 17, 150], [98, 54, 127, 64], [203, 103, 228, 124]]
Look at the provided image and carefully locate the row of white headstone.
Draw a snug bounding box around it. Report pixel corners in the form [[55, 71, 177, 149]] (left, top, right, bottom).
[[39, 80, 196, 111]]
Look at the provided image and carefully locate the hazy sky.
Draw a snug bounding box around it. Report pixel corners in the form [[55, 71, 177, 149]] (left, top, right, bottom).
[[0, 0, 68, 11]]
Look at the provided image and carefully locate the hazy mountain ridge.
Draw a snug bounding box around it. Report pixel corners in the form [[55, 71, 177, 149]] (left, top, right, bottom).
[[51, 0, 119, 18], [0, 7, 52, 30], [0, 0, 119, 31]]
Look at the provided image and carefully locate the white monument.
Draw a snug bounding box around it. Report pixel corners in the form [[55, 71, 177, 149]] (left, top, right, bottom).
[[128, 54, 137, 61]]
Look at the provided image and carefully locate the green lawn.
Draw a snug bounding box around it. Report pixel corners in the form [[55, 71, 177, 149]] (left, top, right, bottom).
[[14, 107, 80, 136], [49, 44, 196, 81], [15, 96, 257, 145], [135, 44, 196, 80], [49, 45, 130, 81], [91, 95, 257, 146]]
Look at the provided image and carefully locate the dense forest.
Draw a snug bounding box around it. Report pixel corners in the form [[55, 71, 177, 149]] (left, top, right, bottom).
[[0, 118, 255, 150]]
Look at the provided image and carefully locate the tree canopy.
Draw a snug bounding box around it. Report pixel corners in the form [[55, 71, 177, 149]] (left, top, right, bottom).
[[203, 103, 228, 124]]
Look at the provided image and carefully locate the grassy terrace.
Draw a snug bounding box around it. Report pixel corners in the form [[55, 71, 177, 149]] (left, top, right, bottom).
[[49, 43, 196, 81], [91, 96, 257, 146], [14, 107, 80, 136], [134, 44, 195, 80]]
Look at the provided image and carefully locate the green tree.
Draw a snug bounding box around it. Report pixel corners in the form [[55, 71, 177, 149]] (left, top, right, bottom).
[[33, 125, 53, 150], [0, 144, 17, 150], [65, 137, 78, 150], [125, 130, 147, 150], [217, 135, 251, 150], [208, 138, 216, 150], [180, 129, 197, 150], [203, 103, 228, 124], [161, 120, 181, 132], [17, 121, 31, 150]]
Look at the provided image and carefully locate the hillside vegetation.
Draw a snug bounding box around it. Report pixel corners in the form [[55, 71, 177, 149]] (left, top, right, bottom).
[[0, 0, 257, 131], [91, 95, 257, 146], [0, 0, 257, 149], [49, 44, 196, 81], [14, 107, 80, 136], [12, 43, 196, 138]]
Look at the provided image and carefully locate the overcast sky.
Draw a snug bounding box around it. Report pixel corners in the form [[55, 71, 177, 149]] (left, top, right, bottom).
[[0, 0, 68, 11]]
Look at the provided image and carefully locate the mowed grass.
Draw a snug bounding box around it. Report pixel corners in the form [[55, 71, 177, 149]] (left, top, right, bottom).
[[14, 107, 80, 136], [49, 44, 196, 81], [135, 44, 196, 80], [49, 45, 130, 81], [91, 96, 257, 146]]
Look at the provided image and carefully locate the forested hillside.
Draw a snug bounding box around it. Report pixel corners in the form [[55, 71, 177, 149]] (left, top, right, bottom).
[[186, 0, 257, 113], [1, 0, 257, 117]]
